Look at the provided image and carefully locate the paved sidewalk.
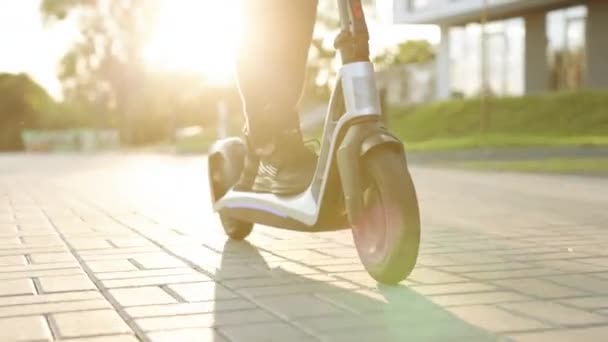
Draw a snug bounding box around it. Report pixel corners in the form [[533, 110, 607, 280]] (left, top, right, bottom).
[[1, 154, 608, 341]]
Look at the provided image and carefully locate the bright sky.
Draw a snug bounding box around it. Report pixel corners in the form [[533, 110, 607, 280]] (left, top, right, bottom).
[[0, 0, 438, 101], [0, 0, 79, 99]]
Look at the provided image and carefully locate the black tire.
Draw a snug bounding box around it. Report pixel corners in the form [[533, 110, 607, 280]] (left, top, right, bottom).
[[352, 146, 421, 285], [220, 214, 253, 241], [211, 153, 254, 240]]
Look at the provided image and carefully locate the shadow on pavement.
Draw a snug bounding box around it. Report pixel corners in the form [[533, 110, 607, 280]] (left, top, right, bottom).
[[214, 239, 503, 342]]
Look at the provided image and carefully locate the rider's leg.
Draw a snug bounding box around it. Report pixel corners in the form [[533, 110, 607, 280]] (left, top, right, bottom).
[[233, 0, 318, 195]]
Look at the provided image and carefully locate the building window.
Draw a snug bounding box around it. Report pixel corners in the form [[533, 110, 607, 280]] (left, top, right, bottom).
[[449, 25, 477, 97], [449, 17, 524, 97], [486, 19, 525, 96], [547, 5, 587, 91]]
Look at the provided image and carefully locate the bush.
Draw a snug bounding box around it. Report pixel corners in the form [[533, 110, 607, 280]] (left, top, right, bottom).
[[0, 73, 58, 150], [389, 90, 608, 150]]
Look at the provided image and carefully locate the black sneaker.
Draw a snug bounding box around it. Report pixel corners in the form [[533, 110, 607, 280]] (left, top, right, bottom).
[[253, 142, 317, 196], [232, 154, 260, 193], [235, 130, 317, 196], [232, 137, 261, 192]]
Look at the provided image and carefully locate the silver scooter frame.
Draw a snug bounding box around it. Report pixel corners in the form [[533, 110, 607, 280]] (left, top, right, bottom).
[[209, 0, 405, 231]]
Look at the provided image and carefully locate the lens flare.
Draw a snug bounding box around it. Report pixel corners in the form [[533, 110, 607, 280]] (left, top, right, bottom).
[[143, 0, 241, 86]]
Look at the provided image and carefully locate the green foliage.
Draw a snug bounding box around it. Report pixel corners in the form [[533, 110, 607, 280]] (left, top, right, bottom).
[[40, 0, 80, 21], [37, 0, 376, 146], [0, 72, 106, 150], [0, 73, 60, 150], [374, 40, 435, 68], [456, 158, 608, 174], [40, 0, 248, 146], [304, 1, 378, 105], [41, 0, 159, 98], [40, 0, 177, 144], [302, 37, 336, 105], [389, 90, 608, 149]]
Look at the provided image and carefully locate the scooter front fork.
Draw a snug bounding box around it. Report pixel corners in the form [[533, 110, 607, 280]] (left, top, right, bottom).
[[336, 119, 404, 226]]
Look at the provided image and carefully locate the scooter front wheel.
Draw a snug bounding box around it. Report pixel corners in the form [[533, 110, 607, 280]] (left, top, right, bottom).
[[352, 146, 421, 285]]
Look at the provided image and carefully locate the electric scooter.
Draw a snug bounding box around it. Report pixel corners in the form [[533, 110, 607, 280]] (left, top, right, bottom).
[[208, 0, 420, 285]]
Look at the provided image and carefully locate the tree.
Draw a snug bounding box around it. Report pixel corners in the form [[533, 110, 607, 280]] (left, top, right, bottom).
[[302, 0, 382, 105], [300, 7, 343, 105], [0, 73, 59, 150], [40, 0, 377, 142], [302, 37, 337, 105], [41, 0, 163, 144], [41, 0, 244, 145], [374, 40, 435, 68]]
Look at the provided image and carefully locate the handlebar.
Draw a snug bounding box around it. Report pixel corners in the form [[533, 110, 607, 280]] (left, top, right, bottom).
[[335, 0, 370, 63]]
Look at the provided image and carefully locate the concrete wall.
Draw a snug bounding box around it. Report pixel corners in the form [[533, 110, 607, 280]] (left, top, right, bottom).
[[524, 11, 549, 93], [393, 0, 579, 25], [586, 0, 608, 90], [436, 25, 451, 99]]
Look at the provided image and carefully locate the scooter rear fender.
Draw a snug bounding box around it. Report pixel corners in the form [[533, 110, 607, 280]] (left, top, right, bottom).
[[208, 137, 246, 204]]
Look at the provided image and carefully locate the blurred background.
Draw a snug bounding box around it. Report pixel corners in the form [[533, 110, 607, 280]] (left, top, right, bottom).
[[1, 0, 607, 173]]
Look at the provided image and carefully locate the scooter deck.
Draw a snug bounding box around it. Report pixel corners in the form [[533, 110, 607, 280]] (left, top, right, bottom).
[[214, 188, 350, 232]]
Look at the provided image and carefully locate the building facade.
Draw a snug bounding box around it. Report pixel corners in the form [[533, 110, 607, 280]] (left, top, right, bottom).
[[393, 0, 608, 99]]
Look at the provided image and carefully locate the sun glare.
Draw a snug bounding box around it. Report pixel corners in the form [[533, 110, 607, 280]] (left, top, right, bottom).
[[143, 0, 241, 86]]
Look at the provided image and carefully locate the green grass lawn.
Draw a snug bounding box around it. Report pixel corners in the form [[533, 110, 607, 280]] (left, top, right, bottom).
[[453, 158, 608, 175], [404, 135, 608, 151], [171, 90, 608, 155], [389, 90, 608, 151]]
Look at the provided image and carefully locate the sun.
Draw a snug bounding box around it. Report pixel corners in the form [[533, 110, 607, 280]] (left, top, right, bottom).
[[143, 0, 241, 86]]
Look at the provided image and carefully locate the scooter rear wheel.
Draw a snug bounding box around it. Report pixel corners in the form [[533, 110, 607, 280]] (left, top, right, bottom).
[[209, 146, 254, 240], [220, 214, 253, 241], [352, 146, 420, 285]]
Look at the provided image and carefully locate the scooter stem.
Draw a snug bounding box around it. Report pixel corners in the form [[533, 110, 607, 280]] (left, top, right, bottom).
[[335, 0, 371, 64]]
